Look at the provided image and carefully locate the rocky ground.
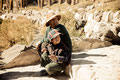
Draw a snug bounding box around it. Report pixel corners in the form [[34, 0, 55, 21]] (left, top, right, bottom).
[[71, 45, 120, 80], [0, 45, 120, 80]]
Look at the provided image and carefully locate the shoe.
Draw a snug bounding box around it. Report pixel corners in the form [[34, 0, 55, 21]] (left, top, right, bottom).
[[40, 69, 48, 76]]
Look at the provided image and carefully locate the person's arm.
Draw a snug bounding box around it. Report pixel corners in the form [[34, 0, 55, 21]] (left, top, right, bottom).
[[40, 28, 50, 43], [48, 49, 69, 63], [56, 51, 69, 63], [47, 44, 59, 62], [36, 27, 50, 54]]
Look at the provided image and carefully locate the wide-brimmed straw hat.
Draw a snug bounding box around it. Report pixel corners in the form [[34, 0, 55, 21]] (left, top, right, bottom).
[[45, 12, 61, 26]]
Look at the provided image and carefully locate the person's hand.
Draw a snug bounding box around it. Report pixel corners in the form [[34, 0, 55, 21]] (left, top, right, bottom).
[[49, 54, 57, 62], [41, 48, 47, 53]]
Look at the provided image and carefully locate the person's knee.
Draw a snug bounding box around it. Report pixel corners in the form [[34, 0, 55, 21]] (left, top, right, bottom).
[[41, 53, 44, 58], [45, 64, 52, 72], [41, 52, 47, 59], [45, 64, 54, 75]]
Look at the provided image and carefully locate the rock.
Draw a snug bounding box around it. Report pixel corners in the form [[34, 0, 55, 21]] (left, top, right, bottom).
[[74, 11, 86, 21], [87, 13, 94, 22], [32, 10, 40, 15], [102, 11, 111, 22], [84, 20, 120, 44], [74, 12, 81, 20], [0, 49, 40, 69], [0, 14, 7, 19], [84, 20, 95, 38], [75, 20, 86, 30], [72, 37, 112, 52], [75, 66, 95, 80], [109, 11, 114, 23], [94, 11, 102, 22], [21, 10, 27, 15], [86, 5, 94, 11], [70, 45, 120, 80], [112, 11, 120, 24], [0, 45, 25, 64]]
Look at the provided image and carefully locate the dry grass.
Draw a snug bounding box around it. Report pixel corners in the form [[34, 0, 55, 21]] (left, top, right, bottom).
[[93, 0, 120, 11], [0, 17, 35, 52], [77, 0, 93, 7], [104, 0, 120, 11], [40, 25, 47, 35]]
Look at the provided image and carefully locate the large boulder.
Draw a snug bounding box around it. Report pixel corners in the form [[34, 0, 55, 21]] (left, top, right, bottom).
[[0, 49, 40, 69], [0, 45, 25, 64], [84, 20, 120, 44], [69, 45, 120, 80], [0, 44, 40, 69], [72, 37, 112, 52]]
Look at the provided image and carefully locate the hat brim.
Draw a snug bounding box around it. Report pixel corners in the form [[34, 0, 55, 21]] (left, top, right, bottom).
[[46, 15, 61, 27], [49, 33, 61, 42], [52, 33, 61, 39]]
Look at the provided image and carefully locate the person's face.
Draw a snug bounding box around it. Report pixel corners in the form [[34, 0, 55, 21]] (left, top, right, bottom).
[[51, 35, 61, 45], [48, 17, 59, 28]]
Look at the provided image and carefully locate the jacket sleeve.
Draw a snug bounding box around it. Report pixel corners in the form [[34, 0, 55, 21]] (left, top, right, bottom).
[[56, 50, 69, 63], [40, 27, 50, 43], [47, 45, 69, 63]]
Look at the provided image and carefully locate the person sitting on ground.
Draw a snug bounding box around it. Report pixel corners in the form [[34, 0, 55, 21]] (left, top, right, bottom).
[[40, 29, 71, 76], [37, 12, 72, 57]]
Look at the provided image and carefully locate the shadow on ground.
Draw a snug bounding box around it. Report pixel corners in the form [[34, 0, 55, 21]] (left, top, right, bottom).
[[72, 53, 107, 59], [71, 59, 96, 65], [0, 71, 69, 80], [71, 53, 107, 65]]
